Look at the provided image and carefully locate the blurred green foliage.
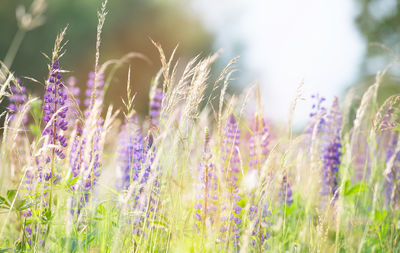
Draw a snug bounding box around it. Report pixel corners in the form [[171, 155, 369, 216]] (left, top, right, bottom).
[[355, 0, 400, 104], [0, 0, 214, 115]]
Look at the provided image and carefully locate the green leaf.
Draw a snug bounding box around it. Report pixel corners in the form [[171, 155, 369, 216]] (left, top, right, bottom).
[[0, 196, 9, 207], [82, 229, 96, 248], [96, 203, 106, 215], [374, 210, 387, 222], [151, 219, 168, 228], [345, 184, 366, 196], [7, 190, 17, 202], [343, 179, 350, 194], [30, 99, 43, 122], [29, 99, 43, 138], [0, 248, 11, 253], [15, 199, 27, 211], [29, 124, 42, 138], [68, 176, 79, 188], [41, 208, 53, 223], [15, 199, 34, 211]]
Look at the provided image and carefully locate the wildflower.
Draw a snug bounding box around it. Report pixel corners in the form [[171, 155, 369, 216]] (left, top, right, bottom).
[[194, 128, 218, 233], [321, 97, 342, 206], [66, 76, 80, 105], [379, 104, 397, 131], [84, 71, 105, 108], [117, 114, 144, 190], [246, 113, 272, 250], [22, 201, 33, 245], [6, 78, 29, 182], [66, 76, 81, 121], [249, 202, 272, 251], [70, 121, 83, 180], [142, 132, 160, 230], [117, 113, 159, 234], [81, 122, 103, 201], [249, 115, 270, 173], [306, 94, 327, 134], [279, 171, 293, 206], [7, 78, 27, 123], [68, 119, 103, 213], [220, 114, 242, 249], [385, 135, 400, 206], [42, 58, 69, 159], [149, 88, 163, 126], [375, 95, 400, 132]]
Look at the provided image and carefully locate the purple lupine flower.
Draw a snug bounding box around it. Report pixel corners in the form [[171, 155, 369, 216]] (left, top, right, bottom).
[[321, 97, 342, 206], [66, 77, 80, 105], [249, 203, 272, 251], [306, 94, 327, 134], [7, 78, 27, 123], [220, 114, 242, 249], [149, 88, 163, 126], [379, 105, 397, 132], [142, 132, 161, 231], [247, 114, 273, 249], [70, 121, 83, 180], [65, 76, 81, 121], [279, 171, 293, 206], [128, 132, 159, 235], [42, 58, 69, 160], [194, 128, 218, 233], [249, 115, 270, 173], [117, 116, 160, 235], [352, 144, 371, 182], [7, 78, 29, 180], [117, 114, 144, 190], [23, 202, 33, 245], [84, 71, 105, 108], [81, 122, 103, 201], [67, 119, 104, 214], [384, 135, 400, 206], [68, 123, 85, 214]]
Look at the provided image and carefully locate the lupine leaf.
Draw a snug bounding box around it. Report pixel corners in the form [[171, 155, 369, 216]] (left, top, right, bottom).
[[345, 184, 366, 196], [6, 190, 17, 203], [67, 176, 79, 188]]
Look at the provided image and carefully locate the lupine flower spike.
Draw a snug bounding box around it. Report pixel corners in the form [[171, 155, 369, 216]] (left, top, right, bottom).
[[306, 94, 327, 135], [321, 97, 342, 206], [279, 171, 293, 206], [220, 114, 242, 250], [65, 76, 81, 121], [149, 88, 163, 127], [385, 135, 400, 206], [84, 71, 105, 108], [42, 58, 69, 160], [7, 78, 27, 123], [249, 202, 272, 251], [69, 120, 103, 213], [249, 114, 270, 173], [194, 128, 218, 234], [117, 113, 142, 191], [247, 114, 272, 250]]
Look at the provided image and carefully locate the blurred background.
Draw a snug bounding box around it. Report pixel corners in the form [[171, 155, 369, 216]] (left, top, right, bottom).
[[0, 0, 399, 128]]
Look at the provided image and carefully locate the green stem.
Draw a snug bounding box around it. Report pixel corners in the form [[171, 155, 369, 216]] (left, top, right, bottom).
[[49, 152, 55, 211], [3, 29, 26, 69]]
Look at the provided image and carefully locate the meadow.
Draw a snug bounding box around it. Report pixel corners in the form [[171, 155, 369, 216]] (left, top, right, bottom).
[[0, 1, 399, 252]]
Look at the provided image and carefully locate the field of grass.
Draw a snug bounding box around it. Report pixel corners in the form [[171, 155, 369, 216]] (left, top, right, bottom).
[[0, 1, 399, 252]]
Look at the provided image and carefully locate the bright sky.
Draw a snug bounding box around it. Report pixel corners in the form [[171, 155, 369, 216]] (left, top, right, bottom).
[[189, 0, 365, 127]]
